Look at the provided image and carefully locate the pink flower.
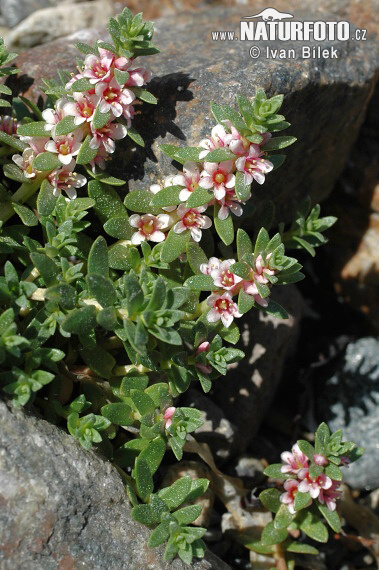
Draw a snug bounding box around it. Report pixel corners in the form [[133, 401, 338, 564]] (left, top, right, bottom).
[[195, 341, 212, 374], [95, 79, 135, 118], [169, 162, 202, 202], [129, 213, 170, 245], [18, 136, 50, 155], [314, 454, 329, 467], [254, 254, 276, 284], [280, 479, 311, 514], [217, 190, 245, 220], [281, 443, 310, 475], [89, 145, 108, 173], [210, 259, 242, 291], [0, 115, 18, 135], [206, 291, 242, 328], [89, 121, 127, 153], [64, 93, 98, 125], [124, 65, 151, 87], [297, 469, 333, 499], [42, 99, 68, 133], [65, 72, 84, 91], [200, 257, 221, 276], [45, 130, 83, 165], [199, 160, 235, 200], [235, 144, 273, 186], [173, 204, 212, 242], [163, 406, 176, 429], [12, 148, 40, 179], [318, 480, 341, 511], [340, 456, 351, 467], [48, 160, 87, 199], [243, 280, 269, 308], [199, 123, 246, 159], [82, 49, 114, 84]]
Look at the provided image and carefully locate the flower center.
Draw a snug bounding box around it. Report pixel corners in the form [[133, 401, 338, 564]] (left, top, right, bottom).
[[215, 298, 231, 312], [58, 142, 70, 155], [183, 211, 198, 226], [214, 172, 226, 184], [82, 104, 92, 117], [220, 270, 234, 287], [142, 220, 155, 235]]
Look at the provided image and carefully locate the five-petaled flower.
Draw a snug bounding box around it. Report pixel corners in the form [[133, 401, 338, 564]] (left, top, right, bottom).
[[199, 160, 235, 201], [173, 204, 212, 242], [129, 213, 170, 245], [45, 131, 83, 165], [206, 291, 242, 328], [297, 468, 333, 499], [281, 443, 310, 475], [48, 160, 87, 199], [235, 144, 273, 186], [210, 259, 242, 291]]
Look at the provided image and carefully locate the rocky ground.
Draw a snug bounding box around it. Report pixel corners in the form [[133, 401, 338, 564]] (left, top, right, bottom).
[[1, 1, 379, 569]]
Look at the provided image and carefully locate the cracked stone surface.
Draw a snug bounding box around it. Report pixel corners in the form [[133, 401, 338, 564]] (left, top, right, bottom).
[[0, 400, 231, 570]]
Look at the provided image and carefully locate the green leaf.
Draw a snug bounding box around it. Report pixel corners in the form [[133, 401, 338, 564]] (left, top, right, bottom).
[[92, 174, 126, 186], [173, 504, 202, 525], [104, 215, 133, 239], [285, 542, 318, 555], [54, 116, 78, 136], [204, 148, 235, 162], [132, 87, 158, 104], [127, 125, 145, 147], [263, 463, 286, 480], [37, 179, 58, 216], [101, 402, 133, 425], [317, 503, 341, 532], [269, 154, 286, 170], [238, 289, 255, 314], [261, 521, 288, 546], [237, 228, 253, 261], [220, 321, 240, 344], [235, 170, 251, 201], [13, 203, 38, 226], [132, 503, 162, 526], [0, 130, 27, 151], [158, 476, 192, 510], [70, 78, 93, 92], [260, 488, 281, 514], [148, 522, 170, 548], [325, 463, 342, 481], [45, 283, 76, 310], [274, 504, 295, 529], [160, 228, 191, 263], [124, 273, 144, 315], [186, 242, 208, 275], [160, 144, 202, 165], [124, 189, 155, 214], [138, 437, 166, 475], [17, 121, 48, 137], [263, 299, 289, 319], [229, 261, 250, 280], [294, 491, 311, 512], [150, 185, 182, 208], [135, 456, 153, 500], [87, 236, 109, 277], [114, 68, 130, 85], [80, 345, 116, 379], [33, 152, 61, 171], [186, 187, 213, 208], [92, 106, 112, 130], [254, 227, 270, 256], [298, 511, 328, 543], [88, 179, 126, 222], [3, 163, 29, 182], [184, 274, 214, 291], [129, 389, 156, 416], [76, 134, 98, 165], [297, 440, 315, 460], [214, 204, 234, 245], [262, 136, 297, 151], [87, 274, 117, 307], [62, 305, 97, 335], [237, 95, 254, 128], [30, 252, 59, 286]]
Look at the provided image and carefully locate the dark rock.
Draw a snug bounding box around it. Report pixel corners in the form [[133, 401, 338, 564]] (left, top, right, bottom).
[[228, 454, 265, 487], [179, 388, 238, 462], [0, 400, 231, 570], [13, 3, 379, 224], [212, 285, 303, 453], [316, 337, 379, 490]]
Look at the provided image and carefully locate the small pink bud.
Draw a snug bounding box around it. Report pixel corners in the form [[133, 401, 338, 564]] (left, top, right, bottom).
[[163, 407, 176, 429], [196, 341, 210, 354], [314, 454, 329, 466]]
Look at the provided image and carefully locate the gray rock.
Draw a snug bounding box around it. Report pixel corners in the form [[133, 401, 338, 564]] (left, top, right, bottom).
[[4, 0, 116, 48], [316, 337, 379, 490], [212, 285, 303, 453], [0, 400, 231, 570], [0, 0, 86, 28], [179, 389, 238, 462]]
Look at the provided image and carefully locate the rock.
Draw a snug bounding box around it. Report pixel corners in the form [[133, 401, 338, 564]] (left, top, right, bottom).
[[211, 285, 303, 453], [316, 337, 379, 490], [0, 400, 231, 570], [4, 0, 116, 48], [160, 461, 215, 527], [228, 454, 266, 488], [0, 0, 86, 28], [12, 3, 379, 223], [179, 389, 238, 462]]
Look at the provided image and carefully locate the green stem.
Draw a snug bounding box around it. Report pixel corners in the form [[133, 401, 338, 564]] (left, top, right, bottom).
[[0, 178, 43, 224]]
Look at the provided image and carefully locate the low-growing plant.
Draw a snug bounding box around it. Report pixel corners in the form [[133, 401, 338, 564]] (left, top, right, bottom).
[[0, 8, 362, 566]]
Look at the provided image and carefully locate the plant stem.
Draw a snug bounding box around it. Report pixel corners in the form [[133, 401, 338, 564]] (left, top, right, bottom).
[[0, 178, 43, 224], [274, 544, 288, 570]]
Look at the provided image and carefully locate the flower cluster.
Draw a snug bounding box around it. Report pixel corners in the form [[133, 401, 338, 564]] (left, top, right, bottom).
[[11, 43, 151, 199], [279, 443, 343, 513]]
